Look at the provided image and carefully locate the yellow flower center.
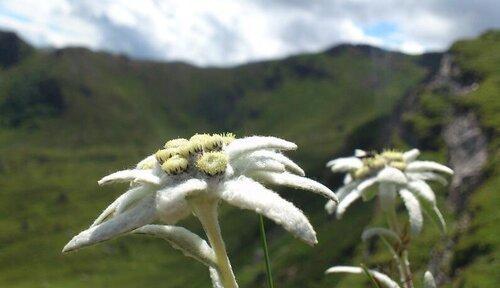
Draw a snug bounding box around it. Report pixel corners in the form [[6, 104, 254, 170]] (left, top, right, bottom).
[[196, 151, 228, 176], [352, 149, 406, 179], [161, 155, 189, 175], [155, 133, 235, 175]]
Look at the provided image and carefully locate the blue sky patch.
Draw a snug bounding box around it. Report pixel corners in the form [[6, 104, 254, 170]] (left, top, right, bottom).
[[364, 21, 398, 38]]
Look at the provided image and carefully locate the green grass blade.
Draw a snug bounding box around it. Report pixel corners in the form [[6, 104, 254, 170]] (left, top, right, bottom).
[[259, 215, 274, 288], [360, 263, 382, 288]]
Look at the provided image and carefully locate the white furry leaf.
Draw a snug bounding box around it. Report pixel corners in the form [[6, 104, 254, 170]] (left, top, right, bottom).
[[225, 136, 297, 159], [407, 180, 436, 204], [156, 179, 208, 224], [402, 149, 420, 162], [377, 167, 407, 184], [325, 199, 337, 214], [335, 177, 376, 217], [406, 172, 448, 186], [91, 185, 152, 228], [326, 157, 363, 172], [219, 176, 317, 245], [232, 157, 285, 174], [252, 171, 337, 202], [63, 195, 157, 253], [399, 189, 423, 235], [242, 150, 305, 176], [98, 169, 161, 186], [406, 161, 453, 175], [134, 225, 216, 267]]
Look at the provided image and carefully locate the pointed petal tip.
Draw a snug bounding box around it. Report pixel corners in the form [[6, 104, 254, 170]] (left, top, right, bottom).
[[61, 237, 79, 253]]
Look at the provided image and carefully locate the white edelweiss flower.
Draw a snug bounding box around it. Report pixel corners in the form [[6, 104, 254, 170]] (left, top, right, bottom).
[[63, 134, 335, 288], [325, 148, 452, 234], [325, 266, 401, 288]]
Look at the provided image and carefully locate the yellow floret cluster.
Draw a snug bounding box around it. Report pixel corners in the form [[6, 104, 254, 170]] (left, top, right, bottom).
[[352, 149, 407, 179], [154, 133, 235, 175]]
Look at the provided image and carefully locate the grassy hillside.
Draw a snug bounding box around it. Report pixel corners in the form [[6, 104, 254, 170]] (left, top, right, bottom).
[[0, 30, 497, 287]]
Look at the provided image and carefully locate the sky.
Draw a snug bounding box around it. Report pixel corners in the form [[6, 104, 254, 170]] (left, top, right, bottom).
[[0, 0, 498, 66]]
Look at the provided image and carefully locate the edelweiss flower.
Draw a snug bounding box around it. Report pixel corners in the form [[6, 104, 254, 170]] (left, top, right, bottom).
[[63, 134, 336, 288], [325, 148, 453, 235], [325, 266, 438, 288]]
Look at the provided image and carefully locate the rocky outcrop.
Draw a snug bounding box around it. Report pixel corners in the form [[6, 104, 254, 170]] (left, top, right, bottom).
[[423, 54, 488, 285]]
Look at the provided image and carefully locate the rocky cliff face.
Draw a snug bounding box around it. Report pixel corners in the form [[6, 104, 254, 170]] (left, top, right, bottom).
[[412, 54, 489, 285]]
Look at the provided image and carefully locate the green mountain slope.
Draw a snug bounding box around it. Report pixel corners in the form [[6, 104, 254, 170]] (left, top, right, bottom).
[[0, 30, 497, 287]]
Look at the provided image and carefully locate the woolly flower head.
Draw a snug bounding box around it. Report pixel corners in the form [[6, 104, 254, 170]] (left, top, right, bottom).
[[63, 134, 337, 253], [325, 148, 453, 235]]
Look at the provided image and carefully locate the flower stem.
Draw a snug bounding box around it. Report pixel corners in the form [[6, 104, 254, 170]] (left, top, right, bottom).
[[191, 198, 238, 288], [385, 204, 414, 288], [259, 215, 274, 288]]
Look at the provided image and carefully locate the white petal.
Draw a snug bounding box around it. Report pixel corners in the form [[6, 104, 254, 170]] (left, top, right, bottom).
[[403, 149, 420, 162], [219, 176, 317, 245], [358, 177, 378, 192], [134, 224, 216, 267], [335, 180, 361, 201], [240, 150, 305, 176], [326, 157, 363, 172], [406, 161, 454, 175], [354, 149, 367, 157], [232, 157, 285, 175], [334, 178, 376, 218], [225, 136, 297, 159], [424, 271, 437, 288], [98, 169, 161, 186], [63, 195, 157, 253], [407, 180, 436, 204], [325, 266, 401, 288], [377, 167, 407, 184], [432, 206, 447, 233], [90, 185, 151, 227], [335, 189, 362, 219], [156, 179, 208, 224], [406, 172, 448, 186], [406, 181, 447, 232], [209, 267, 223, 288], [421, 203, 447, 233], [343, 174, 353, 184], [251, 171, 337, 202], [399, 189, 423, 235], [361, 227, 401, 244], [115, 186, 154, 215], [325, 199, 337, 214]]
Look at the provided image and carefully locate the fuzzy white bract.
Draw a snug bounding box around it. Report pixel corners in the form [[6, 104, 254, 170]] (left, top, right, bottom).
[[63, 134, 336, 288], [325, 148, 453, 235]]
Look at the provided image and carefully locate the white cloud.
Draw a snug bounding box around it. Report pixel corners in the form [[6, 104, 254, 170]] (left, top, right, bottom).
[[0, 0, 498, 66], [401, 41, 425, 55]]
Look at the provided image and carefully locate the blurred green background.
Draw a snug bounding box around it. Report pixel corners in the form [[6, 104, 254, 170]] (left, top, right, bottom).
[[0, 30, 498, 287]]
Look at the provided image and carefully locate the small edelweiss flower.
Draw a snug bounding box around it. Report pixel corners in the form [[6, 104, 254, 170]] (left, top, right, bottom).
[[63, 134, 336, 288], [326, 266, 401, 288], [325, 148, 453, 235], [325, 266, 438, 288]]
